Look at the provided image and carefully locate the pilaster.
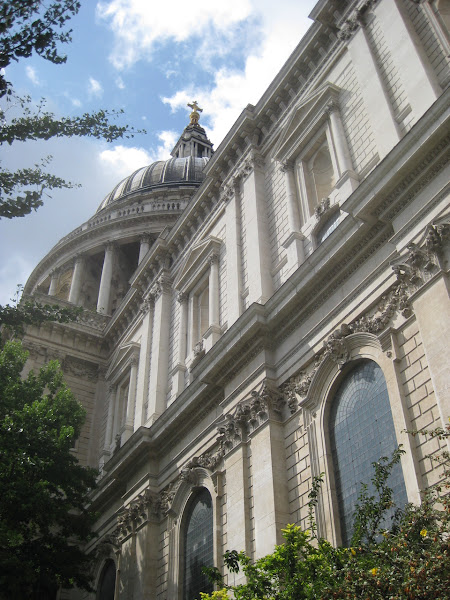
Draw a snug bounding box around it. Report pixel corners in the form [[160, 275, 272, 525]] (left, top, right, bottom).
[[134, 297, 154, 428], [146, 273, 172, 423], [240, 151, 273, 305], [224, 178, 243, 324]]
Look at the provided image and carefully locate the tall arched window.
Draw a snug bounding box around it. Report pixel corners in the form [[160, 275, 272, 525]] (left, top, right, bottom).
[[97, 559, 116, 600], [329, 360, 407, 545], [183, 488, 214, 600]]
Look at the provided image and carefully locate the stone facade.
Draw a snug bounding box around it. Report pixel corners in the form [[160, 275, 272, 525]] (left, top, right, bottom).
[[22, 0, 450, 598]]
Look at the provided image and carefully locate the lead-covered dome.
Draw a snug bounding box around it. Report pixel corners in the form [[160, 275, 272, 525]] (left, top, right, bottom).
[[97, 156, 209, 213]]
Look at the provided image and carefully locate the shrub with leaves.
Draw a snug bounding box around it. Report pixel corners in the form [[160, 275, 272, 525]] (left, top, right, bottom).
[[200, 422, 450, 600]]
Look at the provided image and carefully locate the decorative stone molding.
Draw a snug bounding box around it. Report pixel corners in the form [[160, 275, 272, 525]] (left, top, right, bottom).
[[283, 279, 413, 413], [63, 356, 99, 381], [314, 197, 331, 219], [238, 150, 265, 180], [177, 291, 188, 304], [216, 379, 285, 456], [150, 273, 172, 299], [77, 310, 109, 331], [391, 222, 449, 292], [208, 252, 219, 266], [115, 488, 160, 541], [337, 0, 379, 41], [139, 295, 154, 315]]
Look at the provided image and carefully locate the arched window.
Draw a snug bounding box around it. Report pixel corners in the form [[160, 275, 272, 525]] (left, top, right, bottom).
[[183, 488, 214, 600], [97, 559, 116, 600], [329, 360, 407, 545]]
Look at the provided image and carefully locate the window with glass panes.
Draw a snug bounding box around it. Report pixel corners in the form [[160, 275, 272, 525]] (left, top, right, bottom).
[[329, 360, 407, 545], [183, 488, 214, 600]]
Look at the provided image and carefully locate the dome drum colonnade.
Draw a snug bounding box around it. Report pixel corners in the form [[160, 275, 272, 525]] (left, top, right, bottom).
[[29, 153, 211, 317]]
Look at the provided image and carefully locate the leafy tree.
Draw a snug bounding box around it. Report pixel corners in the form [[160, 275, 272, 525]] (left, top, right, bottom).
[[0, 1, 81, 98], [0, 1, 144, 219], [0, 340, 98, 598], [201, 424, 450, 600]]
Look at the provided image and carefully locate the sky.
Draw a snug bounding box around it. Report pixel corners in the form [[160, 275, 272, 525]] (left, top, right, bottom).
[[0, 0, 318, 305]]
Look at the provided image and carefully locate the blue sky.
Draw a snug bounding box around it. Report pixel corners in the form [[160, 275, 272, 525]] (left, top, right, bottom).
[[0, 0, 317, 304]]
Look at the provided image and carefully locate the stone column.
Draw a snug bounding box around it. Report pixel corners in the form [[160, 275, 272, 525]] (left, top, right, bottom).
[[280, 162, 305, 275], [208, 253, 220, 327], [112, 384, 122, 450], [224, 178, 243, 324], [147, 274, 172, 424], [241, 151, 273, 305], [325, 102, 354, 177], [344, 19, 401, 158], [68, 255, 85, 305], [138, 234, 152, 264], [122, 355, 139, 445], [48, 269, 59, 296], [97, 242, 116, 314], [102, 385, 116, 460], [171, 292, 188, 398], [134, 297, 154, 428], [377, 0, 441, 118]]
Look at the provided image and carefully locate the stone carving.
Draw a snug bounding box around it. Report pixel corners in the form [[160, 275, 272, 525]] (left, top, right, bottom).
[[314, 197, 331, 219], [337, 0, 378, 40], [216, 380, 285, 455], [63, 357, 99, 381], [159, 467, 198, 516], [283, 279, 414, 413], [177, 291, 188, 304], [391, 222, 449, 292], [193, 339, 205, 358], [77, 310, 109, 331], [139, 295, 154, 315], [151, 274, 172, 299], [116, 488, 160, 540]]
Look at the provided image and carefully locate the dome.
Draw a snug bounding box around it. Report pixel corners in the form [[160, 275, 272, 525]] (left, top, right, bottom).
[[97, 156, 209, 213]]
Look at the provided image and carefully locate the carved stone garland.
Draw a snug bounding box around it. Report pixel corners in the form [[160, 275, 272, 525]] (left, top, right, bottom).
[[283, 221, 449, 414]]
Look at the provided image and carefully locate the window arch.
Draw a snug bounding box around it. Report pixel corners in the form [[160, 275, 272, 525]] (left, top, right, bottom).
[[97, 559, 116, 600], [183, 488, 214, 600], [329, 359, 407, 545]]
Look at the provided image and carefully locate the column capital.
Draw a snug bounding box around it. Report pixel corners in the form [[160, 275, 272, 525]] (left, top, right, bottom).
[[140, 233, 152, 244], [105, 240, 117, 252], [151, 274, 172, 299], [325, 99, 339, 115], [177, 291, 189, 304], [208, 252, 219, 266], [279, 160, 295, 173]]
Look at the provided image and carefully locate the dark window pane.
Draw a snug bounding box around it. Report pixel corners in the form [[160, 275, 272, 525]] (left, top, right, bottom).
[[98, 560, 116, 600], [183, 488, 214, 600], [329, 360, 407, 545]]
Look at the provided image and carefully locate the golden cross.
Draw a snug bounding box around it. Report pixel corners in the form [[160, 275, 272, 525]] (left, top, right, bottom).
[[187, 101, 203, 125]]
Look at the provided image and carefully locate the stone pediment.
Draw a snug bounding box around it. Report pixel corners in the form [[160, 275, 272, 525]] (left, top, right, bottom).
[[173, 236, 222, 290], [274, 82, 343, 162], [106, 341, 140, 382]]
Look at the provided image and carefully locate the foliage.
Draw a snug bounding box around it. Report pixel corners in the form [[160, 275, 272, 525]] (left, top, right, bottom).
[[0, 340, 98, 597], [0, 93, 143, 219], [201, 423, 450, 600], [0, 286, 82, 338], [0, 2, 145, 219], [0, 1, 81, 98]]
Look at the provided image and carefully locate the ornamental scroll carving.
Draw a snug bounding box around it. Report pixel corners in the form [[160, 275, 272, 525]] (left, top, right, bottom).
[[337, 0, 379, 41], [391, 222, 449, 292], [114, 488, 160, 541], [216, 379, 285, 456], [283, 279, 413, 414]]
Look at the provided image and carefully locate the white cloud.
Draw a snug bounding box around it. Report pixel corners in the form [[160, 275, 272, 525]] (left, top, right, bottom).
[[163, 0, 317, 146], [98, 132, 177, 179], [0, 255, 34, 305], [71, 97, 82, 107], [116, 76, 125, 89], [25, 66, 40, 86], [88, 76, 104, 97], [96, 0, 253, 69]]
